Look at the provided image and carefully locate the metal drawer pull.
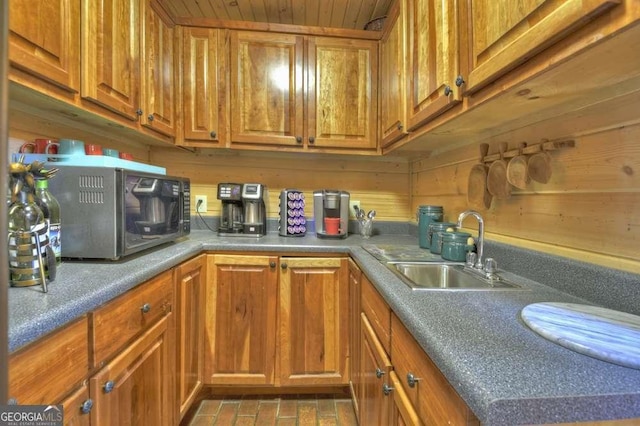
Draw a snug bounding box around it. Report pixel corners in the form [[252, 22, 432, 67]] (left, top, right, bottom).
[[407, 372, 420, 388], [81, 399, 94, 414], [104, 380, 115, 393], [382, 383, 394, 395], [375, 368, 385, 378], [141, 303, 151, 313]]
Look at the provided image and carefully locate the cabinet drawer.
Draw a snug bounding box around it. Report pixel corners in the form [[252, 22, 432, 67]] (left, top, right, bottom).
[[361, 275, 391, 354], [391, 314, 479, 426], [9, 316, 89, 405], [91, 270, 173, 366]]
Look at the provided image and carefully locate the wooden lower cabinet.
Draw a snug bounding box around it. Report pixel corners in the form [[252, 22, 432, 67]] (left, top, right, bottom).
[[9, 317, 89, 406], [60, 384, 92, 426], [205, 253, 350, 387], [205, 254, 279, 385], [348, 259, 363, 419], [391, 313, 479, 426], [175, 254, 206, 420], [359, 313, 392, 425], [90, 315, 173, 426], [279, 257, 349, 386], [389, 371, 422, 426]]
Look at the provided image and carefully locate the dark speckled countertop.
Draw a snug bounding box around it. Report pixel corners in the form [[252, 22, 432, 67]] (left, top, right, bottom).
[[8, 230, 640, 425]]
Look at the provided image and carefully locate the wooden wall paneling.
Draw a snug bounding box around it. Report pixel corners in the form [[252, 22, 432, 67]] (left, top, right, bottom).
[[150, 148, 411, 220], [411, 117, 640, 272]]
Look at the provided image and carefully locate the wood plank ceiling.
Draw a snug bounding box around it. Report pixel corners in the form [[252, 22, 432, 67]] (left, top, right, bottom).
[[156, 0, 393, 30]]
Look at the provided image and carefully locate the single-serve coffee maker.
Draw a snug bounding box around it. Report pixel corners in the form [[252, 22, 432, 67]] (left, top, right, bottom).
[[313, 190, 350, 238], [242, 183, 267, 236], [217, 183, 244, 234]]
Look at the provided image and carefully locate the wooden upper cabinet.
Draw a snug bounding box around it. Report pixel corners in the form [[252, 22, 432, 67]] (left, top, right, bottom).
[[230, 31, 305, 147], [466, 0, 623, 93], [406, 0, 462, 131], [140, 0, 177, 137], [8, 0, 80, 93], [81, 0, 140, 120], [308, 37, 378, 150], [279, 257, 349, 386], [380, 0, 408, 148], [230, 31, 378, 151], [182, 27, 222, 144], [205, 254, 279, 386]]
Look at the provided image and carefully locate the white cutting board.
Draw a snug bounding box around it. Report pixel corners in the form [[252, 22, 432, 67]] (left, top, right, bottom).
[[520, 302, 640, 370]]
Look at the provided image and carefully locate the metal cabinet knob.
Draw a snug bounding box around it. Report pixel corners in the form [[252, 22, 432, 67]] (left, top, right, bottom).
[[309, 136, 315, 144], [7, 398, 18, 405], [382, 383, 394, 395], [375, 368, 385, 379], [269, 261, 276, 268], [136, 109, 143, 116], [444, 86, 452, 96], [397, 123, 403, 131], [210, 131, 217, 139], [407, 372, 420, 388], [296, 136, 302, 143], [104, 380, 115, 393], [455, 75, 465, 87], [281, 263, 288, 269], [141, 303, 151, 314], [81, 399, 94, 414], [147, 114, 154, 122]]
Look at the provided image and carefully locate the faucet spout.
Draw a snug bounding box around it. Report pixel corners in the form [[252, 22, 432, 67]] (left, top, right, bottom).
[[457, 210, 484, 269]]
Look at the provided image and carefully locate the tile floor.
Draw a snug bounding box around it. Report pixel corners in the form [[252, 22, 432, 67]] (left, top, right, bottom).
[[184, 394, 358, 426]]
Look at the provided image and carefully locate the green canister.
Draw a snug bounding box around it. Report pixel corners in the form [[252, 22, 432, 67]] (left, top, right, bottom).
[[417, 205, 443, 249], [428, 222, 457, 254], [441, 231, 475, 262]]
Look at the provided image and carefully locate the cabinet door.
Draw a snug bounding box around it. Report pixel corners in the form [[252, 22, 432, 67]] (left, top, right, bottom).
[[60, 385, 92, 426], [182, 27, 222, 143], [205, 254, 278, 385], [359, 313, 392, 425], [389, 371, 423, 426], [406, 0, 462, 130], [466, 0, 622, 93], [230, 31, 304, 147], [140, 0, 177, 137], [348, 259, 363, 419], [391, 314, 479, 425], [279, 257, 349, 386], [307, 37, 378, 150], [380, 0, 408, 148], [90, 315, 173, 426], [81, 0, 140, 120], [175, 255, 206, 420], [8, 0, 80, 93]]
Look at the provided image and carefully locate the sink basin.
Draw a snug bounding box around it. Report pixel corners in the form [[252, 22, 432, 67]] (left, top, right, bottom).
[[389, 262, 524, 291]]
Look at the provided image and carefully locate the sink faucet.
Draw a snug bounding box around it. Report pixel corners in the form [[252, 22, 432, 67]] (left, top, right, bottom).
[[457, 210, 484, 270]]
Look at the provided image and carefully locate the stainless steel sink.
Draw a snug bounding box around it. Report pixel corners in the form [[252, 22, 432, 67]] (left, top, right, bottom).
[[388, 262, 524, 291]]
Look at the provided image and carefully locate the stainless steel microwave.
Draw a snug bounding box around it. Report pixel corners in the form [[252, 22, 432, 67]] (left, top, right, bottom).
[[48, 166, 190, 260]]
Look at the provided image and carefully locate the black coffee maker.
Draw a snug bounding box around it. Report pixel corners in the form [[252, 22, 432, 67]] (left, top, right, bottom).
[[217, 183, 244, 234]]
